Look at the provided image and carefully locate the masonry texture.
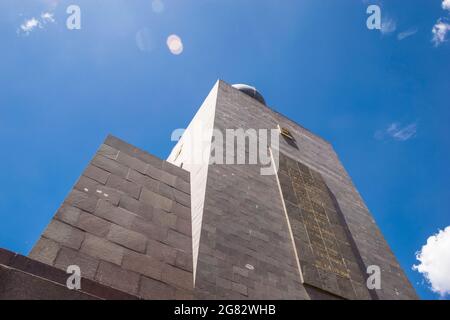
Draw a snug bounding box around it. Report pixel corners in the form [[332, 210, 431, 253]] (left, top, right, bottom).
[[20, 80, 418, 300], [168, 80, 418, 300], [29, 135, 193, 299], [276, 152, 372, 299], [0, 248, 137, 300]]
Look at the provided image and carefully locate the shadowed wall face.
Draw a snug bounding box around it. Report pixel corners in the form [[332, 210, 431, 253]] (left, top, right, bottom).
[[29, 136, 193, 299]]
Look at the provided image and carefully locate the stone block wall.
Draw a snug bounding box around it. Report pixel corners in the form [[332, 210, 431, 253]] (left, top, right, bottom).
[[172, 80, 417, 300], [29, 135, 193, 299], [0, 248, 137, 300]]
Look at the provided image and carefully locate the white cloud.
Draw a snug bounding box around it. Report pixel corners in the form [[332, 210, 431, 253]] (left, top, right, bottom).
[[442, 0, 450, 11], [375, 122, 417, 141], [381, 17, 397, 34], [397, 28, 418, 40], [19, 17, 41, 35], [387, 122, 417, 141], [413, 226, 450, 297], [18, 12, 56, 35], [41, 12, 55, 24], [432, 19, 450, 46]]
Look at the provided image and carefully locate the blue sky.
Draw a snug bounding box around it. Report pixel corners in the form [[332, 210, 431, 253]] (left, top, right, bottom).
[[0, 0, 449, 300]]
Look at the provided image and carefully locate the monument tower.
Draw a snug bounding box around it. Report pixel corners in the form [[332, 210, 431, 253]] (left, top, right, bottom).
[[166, 80, 417, 300], [19, 80, 417, 300]]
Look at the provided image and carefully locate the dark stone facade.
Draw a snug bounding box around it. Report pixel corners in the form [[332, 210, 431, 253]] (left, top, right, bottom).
[[28, 135, 193, 299], [0, 80, 417, 300], [168, 80, 418, 300], [276, 152, 372, 299], [0, 248, 137, 300]]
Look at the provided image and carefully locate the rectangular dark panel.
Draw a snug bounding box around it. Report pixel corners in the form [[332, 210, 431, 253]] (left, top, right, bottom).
[[276, 152, 370, 299]]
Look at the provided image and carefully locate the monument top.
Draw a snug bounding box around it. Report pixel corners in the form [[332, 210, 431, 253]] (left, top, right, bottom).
[[232, 83, 266, 105]]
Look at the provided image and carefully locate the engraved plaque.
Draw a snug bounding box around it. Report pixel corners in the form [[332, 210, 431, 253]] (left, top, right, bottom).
[[276, 152, 370, 299]]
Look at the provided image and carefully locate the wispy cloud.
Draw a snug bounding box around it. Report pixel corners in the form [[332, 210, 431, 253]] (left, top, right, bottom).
[[41, 12, 55, 24], [397, 27, 418, 40], [413, 226, 450, 298], [381, 17, 397, 35], [375, 122, 417, 141], [18, 12, 56, 36], [432, 19, 450, 46], [19, 17, 41, 35]]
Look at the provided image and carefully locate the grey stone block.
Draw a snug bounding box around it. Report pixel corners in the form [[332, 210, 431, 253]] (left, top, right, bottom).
[[139, 276, 175, 300], [162, 161, 190, 183], [231, 282, 248, 296], [43, 220, 85, 250], [130, 217, 168, 242], [175, 178, 190, 194], [175, 217, 191, 236], [94, 199, 136, 229], [175, 288, 194, 300], [161, 264, 193, 291], [117, 151, 148, 174], [106, 174, 141, 199], [65, 189, 98, 213], [104, 135, 163, 169], [107, 225, 147, 253], [171, 202, 191, 221], [122, 250, 163, 280], [91, 155, 128, 178], [140, 188, 173, 212], [173, 189, 191, 208], [28, 237, 60, 265], [146, 238, 177, 264], [118, 194, 153, 221], [97, 144, 119, 160], [84, 165, 110, 185], [152, 208, 177, 228], [74, 176, 122, 206], [80, 234, 124, 266], [166, 229, 192, 253], [216, 277, 232, 290], [95, 261, 140, 295], [54, 247, 99, 280], [126, 169, 158, 193], [157, 182, 174, 200], [55, 205, 81, 226], [160, 171, 177, 188], [76, 212, 112, 238], [145, 164, 163, 181], [175, 251, 193, 272]]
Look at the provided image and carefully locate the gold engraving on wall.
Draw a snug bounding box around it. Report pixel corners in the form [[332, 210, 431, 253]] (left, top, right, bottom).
[[277, 152, 369, 299]]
